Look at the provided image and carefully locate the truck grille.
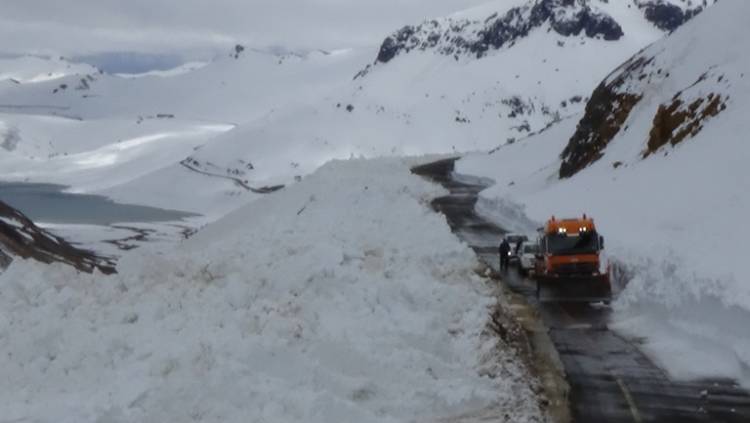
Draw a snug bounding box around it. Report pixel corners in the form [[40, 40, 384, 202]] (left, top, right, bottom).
[[556, 262, 598, 275]]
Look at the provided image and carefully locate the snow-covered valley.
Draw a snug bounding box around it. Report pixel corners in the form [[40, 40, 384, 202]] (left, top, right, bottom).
[[0, 0, 701, 222]]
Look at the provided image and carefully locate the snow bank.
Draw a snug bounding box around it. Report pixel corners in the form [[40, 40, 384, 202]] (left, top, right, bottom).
[[457, 0, 750, 387], [609, 252, 750, 386], [0, 158, 543, 422]]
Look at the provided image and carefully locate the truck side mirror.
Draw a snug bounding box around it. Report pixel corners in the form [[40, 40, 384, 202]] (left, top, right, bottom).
[[599, 235, 605, 248]]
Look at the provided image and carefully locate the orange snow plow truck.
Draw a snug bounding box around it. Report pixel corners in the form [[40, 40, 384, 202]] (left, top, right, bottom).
[[534, 215, 611, 302]]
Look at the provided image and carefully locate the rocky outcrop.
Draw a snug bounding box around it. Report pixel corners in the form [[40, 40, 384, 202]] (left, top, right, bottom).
[[472, 0, 623, 57], [559, 88, 642, 178], [559, 34, 729, 178], [637, 0, 713, 32], [642, 2, 685, 31], [0, 201, 115, 274], [370, 0, 623, 67], [559, 55, 653, 178], [644, 92, 726, 158], [232, 44, 245, 59]]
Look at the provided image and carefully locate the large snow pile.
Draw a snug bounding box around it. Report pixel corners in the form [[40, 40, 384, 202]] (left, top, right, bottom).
[[0, 158, 543, 422], [457, 0, 750, 387]]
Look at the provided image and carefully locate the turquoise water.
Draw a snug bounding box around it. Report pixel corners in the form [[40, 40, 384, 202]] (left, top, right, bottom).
[[0, 182, 199, 225]]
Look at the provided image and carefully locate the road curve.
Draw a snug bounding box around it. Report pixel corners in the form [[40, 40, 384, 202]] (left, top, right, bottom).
[[413, 157, 750, 423]]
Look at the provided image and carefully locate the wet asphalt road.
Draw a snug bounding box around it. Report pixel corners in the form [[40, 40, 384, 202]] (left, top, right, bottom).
[[413, 158, 750, 423]]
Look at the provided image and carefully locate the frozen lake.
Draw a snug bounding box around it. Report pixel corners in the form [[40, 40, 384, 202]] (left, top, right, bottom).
[[0, 182, 199, 225]]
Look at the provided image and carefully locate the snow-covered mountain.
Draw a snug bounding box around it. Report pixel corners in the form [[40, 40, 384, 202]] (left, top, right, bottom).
[[0, 0, 715, 225], [362, 0, 713, 68], [0, 55, 99, 84], [458, 0, 750, 387], [558, 2, 729, 178], [182, 0, 711, 198], [363, 0, 626, 68]]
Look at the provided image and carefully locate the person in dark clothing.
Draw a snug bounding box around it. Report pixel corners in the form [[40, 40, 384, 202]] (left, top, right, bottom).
[[499, 239, 511, 271]]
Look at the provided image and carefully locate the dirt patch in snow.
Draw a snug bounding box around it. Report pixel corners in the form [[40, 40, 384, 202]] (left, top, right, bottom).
[[478, 263, 571, 423]]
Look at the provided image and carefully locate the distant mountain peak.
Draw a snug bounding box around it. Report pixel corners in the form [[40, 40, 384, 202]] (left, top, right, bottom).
[[357, 0, 715, 79], [371, 0, 622, 67]]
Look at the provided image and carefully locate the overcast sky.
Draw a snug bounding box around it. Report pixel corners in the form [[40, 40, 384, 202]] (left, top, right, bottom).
[[0, 0, 490, 58]]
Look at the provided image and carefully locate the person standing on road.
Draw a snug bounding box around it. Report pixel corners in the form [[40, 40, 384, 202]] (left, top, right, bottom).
[[499, 238, 511, 272]]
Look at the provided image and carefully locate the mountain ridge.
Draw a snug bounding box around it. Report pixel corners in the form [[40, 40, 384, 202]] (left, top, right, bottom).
[[358, 0, 716, 79]]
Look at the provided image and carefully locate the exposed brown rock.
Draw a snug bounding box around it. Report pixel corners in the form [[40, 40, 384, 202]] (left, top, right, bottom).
[[644, 93, 726, 158], [559, 86, 642, 178], [558, 55, 657, 178]]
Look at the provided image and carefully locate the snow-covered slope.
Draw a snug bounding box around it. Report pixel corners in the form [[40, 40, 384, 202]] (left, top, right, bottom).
[[457, 0, 750, 386], [0, 158, 544, 422], [0, 55, 98, 84]]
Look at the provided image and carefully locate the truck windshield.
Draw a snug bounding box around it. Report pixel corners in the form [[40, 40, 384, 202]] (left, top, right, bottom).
[[547, 232, 598, 255]]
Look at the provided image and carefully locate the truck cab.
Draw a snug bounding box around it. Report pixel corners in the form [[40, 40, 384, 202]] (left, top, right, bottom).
[[534, 215, 611, 301]]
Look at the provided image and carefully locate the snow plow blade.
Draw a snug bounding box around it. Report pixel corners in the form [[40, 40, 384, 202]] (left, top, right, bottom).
[[534, 274, 611, 303]]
